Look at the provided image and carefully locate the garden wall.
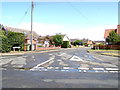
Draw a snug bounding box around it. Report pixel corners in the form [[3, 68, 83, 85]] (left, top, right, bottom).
[[93, 45, 120, 50]]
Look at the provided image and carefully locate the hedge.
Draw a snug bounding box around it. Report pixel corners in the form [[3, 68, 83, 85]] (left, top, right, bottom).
[[0, 30, 25, 52], [61, 41, 69, 48]]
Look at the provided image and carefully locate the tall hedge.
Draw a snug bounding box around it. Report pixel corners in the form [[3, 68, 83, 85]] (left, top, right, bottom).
[[0, 30, 25, 52], [0, 31, 11, 52], [52, 35, 63, 46], [61, 41, 69, 48]]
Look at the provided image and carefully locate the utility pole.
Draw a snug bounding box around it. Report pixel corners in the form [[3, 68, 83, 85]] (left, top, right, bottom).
[[31, 1, 34, 51]]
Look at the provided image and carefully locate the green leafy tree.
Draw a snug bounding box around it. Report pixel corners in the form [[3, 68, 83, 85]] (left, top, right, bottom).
[[52, 35, 63, 46], [106, 30, 120, 45]]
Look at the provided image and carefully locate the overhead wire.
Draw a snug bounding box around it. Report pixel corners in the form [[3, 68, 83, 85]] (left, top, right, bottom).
[[66, 0, 94, 25], [16, 6, 31, 27]]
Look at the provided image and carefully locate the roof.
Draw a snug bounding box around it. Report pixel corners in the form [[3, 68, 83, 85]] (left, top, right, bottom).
[[104, 29, 116, 38], [70, 39, 79, 42], [62, 34, 70, 41], [93, 41, 105, 43], [6, 27, 39, 40]]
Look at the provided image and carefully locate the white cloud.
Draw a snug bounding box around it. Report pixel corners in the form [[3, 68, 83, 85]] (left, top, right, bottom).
[[61, 25, 117, 41], [18, 23, 117, 41]]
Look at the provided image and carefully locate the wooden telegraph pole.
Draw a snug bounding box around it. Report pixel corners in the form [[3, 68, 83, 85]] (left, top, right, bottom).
[[31, 1, 34, 51]]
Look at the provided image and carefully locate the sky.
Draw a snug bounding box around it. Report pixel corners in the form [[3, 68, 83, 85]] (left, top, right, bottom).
[[0, 1, 118, 41]]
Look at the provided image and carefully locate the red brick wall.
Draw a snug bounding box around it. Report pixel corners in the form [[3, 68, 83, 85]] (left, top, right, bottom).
[[117, 25, 120, 35], [37, 47, 60, 51], [94, 45, 120, 50]]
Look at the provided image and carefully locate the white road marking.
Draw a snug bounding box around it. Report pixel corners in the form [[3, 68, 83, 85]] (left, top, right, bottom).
[[47, 67, 54, 69], [92, 68, 104, 70], [32, 57, 55, 69], [83, 70, 87, 72], [70, 55, 83, 61], [78, 67, 89, 70], [109, 71, 118, 73], [106, 68, 119, 71], [63, 67, 71, 69]]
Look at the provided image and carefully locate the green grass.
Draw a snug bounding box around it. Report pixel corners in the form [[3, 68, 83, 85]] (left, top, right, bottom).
[[88, 49, 120, 52], [101, 53, 120, 56]]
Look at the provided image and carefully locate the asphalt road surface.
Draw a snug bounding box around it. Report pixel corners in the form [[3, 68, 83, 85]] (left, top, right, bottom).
[[1, 48, 119, 88]]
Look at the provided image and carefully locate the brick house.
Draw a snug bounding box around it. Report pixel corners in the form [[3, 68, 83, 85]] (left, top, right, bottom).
[[104, 25, 120, 39], [6, 26, 39, 51], [38, 34, 71, 47], [81, 38, 93, 46]]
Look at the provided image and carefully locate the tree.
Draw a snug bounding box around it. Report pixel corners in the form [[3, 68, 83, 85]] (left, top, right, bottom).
[[106, 30, 120, 45], [52, 35, 63, 46]]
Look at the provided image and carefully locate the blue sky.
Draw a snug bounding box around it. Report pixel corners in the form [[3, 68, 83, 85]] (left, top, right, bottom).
[[1, 2, 118, 40]]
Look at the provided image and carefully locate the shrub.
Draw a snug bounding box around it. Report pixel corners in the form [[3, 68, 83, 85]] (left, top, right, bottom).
[[0, 31, 12, 52], [0, 30, 25, 52], [61, 41, 69, 48]]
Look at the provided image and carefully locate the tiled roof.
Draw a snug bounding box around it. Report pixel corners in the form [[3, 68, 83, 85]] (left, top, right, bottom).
[[6, 27, 39, 39], [104, 29, 116, 38], [70, 39, 79, 42]]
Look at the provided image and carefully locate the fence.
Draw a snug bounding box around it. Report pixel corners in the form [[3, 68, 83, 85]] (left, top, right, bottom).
[[93, 45, 120, 50]]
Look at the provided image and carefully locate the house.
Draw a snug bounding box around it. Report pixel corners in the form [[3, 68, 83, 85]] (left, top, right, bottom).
[[61, 34, 71, 48], [62, 34, 71, 42], [38, 34, 71, 48], [6, 26, 39, 51], [37, 35, 53, 47], [104, 29, 117, 39], [104, 25, 120, 39], [70, 39, 79, 45], [81, 38, 93, 47], [93, 41, 105, 45]]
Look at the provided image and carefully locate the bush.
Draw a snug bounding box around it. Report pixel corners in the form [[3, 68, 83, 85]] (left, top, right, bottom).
[[0, 30, 25, 52], [61, 41, 69, 48], [0, 31, 12, 52], [52, 35, 63, 46]]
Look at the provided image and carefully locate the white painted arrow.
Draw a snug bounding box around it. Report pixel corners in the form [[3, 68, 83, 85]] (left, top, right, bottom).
[[70, 55, 83, 61]]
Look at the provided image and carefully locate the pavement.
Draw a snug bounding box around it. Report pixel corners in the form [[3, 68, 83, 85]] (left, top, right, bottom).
[[0, 48, 61, 56]]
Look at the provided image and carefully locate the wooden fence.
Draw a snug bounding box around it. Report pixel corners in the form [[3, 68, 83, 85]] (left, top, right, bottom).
[[93, 45, 120, 50]]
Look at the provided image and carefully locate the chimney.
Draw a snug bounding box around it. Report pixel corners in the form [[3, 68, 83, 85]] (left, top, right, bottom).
[[117, 25, 120, 35]]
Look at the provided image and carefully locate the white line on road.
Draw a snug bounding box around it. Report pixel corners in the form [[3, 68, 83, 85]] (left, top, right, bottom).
[[106, 68, 119, 71], [92, 68, 104, 70], [78, 68, 89, 70], [31, 57, 55, 69]]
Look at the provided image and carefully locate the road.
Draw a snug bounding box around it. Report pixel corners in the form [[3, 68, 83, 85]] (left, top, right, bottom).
[[1, 48, 119, 88]]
